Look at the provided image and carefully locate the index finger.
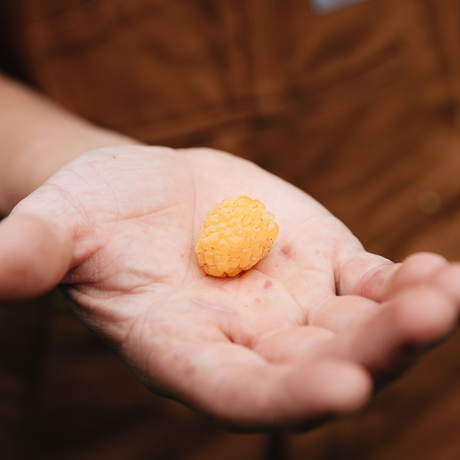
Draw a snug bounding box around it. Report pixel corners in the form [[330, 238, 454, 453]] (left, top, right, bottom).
[[337, 252, 449, 302]]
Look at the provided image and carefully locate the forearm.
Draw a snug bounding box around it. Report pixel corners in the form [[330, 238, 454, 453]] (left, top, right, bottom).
[[0, 73, 141, 214]]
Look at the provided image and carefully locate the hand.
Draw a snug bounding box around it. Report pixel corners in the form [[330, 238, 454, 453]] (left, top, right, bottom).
[[1, 146, 459, 429]]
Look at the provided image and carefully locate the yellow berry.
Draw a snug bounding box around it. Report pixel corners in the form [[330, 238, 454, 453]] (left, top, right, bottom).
[[244, 227, 255, 239], [240, 248, 252, 260], [215, 222, 227, 232], [267, 222, 280, 240], [236, 196, 252, 207], [217, 261, 230, 272], [219, 227, 233, 239], [219, 212, 231, 222], [204, 225, 215, 236], [228, 218, 241, 228], [196, 196, 279, 277], [205, 251, 214, 265], [208, 232, 220, 248], [200, 237, 211, 251], [207, 215, 219, 226], [241, 216, 252, 226], [227, 267, 243, 277], [263, 211, 275, 222], [228, 258, 240, 268], [252, 200, 266, 212], [229, 247, 240, 257], [249, 239, 260, 250], [228, 236, 243, 248], [232, 225, 245, 237], [222, 197, 236, 208], [214, 251, 230, 263], [217, 239, 230, 254], [230, 209, 243, 219]]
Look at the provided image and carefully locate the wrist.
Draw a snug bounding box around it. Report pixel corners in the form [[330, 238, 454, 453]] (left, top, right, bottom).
[[0, 130, 141, 215], [0, 74, 143, 214]]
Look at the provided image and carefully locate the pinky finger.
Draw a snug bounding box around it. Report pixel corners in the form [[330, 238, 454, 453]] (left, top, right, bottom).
[[139, 339, 372, 430]]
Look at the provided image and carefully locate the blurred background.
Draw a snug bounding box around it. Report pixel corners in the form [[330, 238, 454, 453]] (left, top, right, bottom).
[[2, 0, 460, 458]]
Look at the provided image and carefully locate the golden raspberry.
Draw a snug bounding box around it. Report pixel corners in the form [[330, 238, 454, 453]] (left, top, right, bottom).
[[196, 196, 279, 277]]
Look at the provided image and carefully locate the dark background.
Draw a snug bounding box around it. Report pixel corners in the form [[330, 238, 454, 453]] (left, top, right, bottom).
[[2, 0, 460, 458]]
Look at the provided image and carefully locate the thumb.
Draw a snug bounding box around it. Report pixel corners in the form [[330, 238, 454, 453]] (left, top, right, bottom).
[[0, 212, 73, 301]]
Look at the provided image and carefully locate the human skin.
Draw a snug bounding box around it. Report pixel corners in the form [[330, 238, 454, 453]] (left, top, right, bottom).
[[1, 74, 459, 430]]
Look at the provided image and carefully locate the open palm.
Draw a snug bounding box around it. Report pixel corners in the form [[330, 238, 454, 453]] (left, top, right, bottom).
[[2, 146, 459, 429]]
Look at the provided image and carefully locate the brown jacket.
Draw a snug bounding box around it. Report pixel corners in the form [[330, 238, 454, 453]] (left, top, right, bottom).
[[2, 1, 460, 459]]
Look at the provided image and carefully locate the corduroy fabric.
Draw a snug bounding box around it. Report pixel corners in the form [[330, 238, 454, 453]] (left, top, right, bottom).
[[2, 1, 460, 458]]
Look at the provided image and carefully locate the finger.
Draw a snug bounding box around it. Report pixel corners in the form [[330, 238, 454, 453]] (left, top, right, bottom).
[[0, 212, 73, 300], [323, 284, 458, 374], [338, 251, 448, 302], [252, 326, 336, 363], [420, 261, 460, 302], [310, 295, 379, 332], [150, 340, 372, 429]]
